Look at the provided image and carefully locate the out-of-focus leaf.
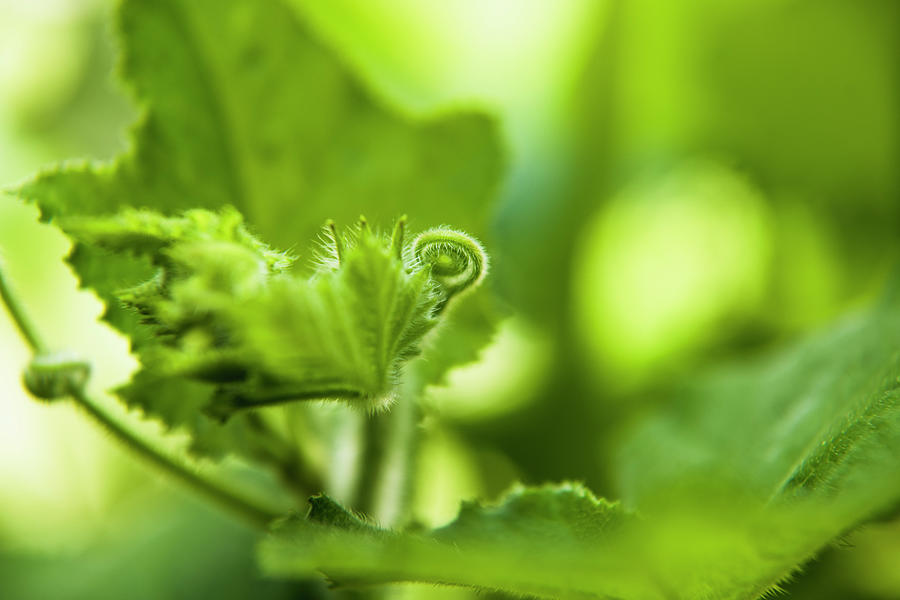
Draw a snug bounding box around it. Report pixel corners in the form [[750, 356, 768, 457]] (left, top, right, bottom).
[[261, 277, 900, 599], [18, 0, 502, 246], [260, 483, 647, 600], [413, 287, 503, 388], [614, 279, 900, 596], [0, 496, 302, 600], [704, 1, 899, 204], [618, 283, 900, 511]]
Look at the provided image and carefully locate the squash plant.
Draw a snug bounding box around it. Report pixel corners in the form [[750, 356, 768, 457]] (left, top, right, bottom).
[[3, 0, 900, 598]]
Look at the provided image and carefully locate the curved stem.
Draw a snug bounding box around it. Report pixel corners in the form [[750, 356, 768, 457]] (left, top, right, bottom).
[[0, 264, 47, 353], [71, 387, 279, 528], [0, 263, 279, 529]]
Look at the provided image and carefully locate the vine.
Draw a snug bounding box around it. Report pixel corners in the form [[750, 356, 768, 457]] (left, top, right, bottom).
[[0, 261, 280, 528]]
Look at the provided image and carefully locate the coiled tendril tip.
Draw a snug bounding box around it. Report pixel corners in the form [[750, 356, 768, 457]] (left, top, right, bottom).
[[23, 351, 91, 401], [317, 218, 487, 314], [411, 227, 488, 313]]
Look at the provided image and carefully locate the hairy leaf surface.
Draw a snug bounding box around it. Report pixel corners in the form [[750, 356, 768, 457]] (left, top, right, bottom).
[[12, 0, 501, 459], [262, 281, 900, 599], [64, 207, 443, 420], [214, 227, 439, 416], [260, 484, 648, 600], [612, 281, 900, 598]]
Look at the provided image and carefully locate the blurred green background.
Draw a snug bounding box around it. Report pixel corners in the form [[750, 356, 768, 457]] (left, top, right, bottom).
[[1, 0, 898, 598]]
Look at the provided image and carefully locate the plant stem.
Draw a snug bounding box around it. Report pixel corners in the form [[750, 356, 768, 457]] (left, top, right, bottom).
[[245, 412, 324, 502], [0, 263, 280, 529], [355, 380, 422, 526], [71, 386, 279, 528], [356, 412, 389, 518], [382, 390, 421, 527], [0, 264, 47, 353]]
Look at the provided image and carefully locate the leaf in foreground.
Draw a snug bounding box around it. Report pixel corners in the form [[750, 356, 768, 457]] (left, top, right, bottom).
[[262, 282, 900, 599], [260, 484, 651, 600], [614, 281, 900, 598]]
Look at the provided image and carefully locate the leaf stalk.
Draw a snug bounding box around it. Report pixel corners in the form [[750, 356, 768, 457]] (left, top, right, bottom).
[[0, 262, 280, 529]]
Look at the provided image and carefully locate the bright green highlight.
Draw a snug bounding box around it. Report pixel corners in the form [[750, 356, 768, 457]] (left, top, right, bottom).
[[574, 161, 771, 381]]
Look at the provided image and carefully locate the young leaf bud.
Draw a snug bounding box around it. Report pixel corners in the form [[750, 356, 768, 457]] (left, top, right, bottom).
[[23, 352, 91, 401]]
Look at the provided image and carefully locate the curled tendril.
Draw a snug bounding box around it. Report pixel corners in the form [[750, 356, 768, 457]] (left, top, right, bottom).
[[411, 227, 488, 312], [23, 352, 91, 401]]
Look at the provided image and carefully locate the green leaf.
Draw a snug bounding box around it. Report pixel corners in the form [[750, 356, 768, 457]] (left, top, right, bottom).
[[18, 0, 501, 245], [261, 282, 900, 600], [305, 493, 380, 532], [11, 0, 502, 459], [116, 371, 235, 459], [63, 205, 490, 435], [612, 281, 900, 597], [413, 286, 504, 388], [260, 483, 648, 600], [619, 286, 900, 512], [59, 207, 300, 457], [60, 206, 293, 274], [66, 205, 469, 418], [212, 225, 439, 416]]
